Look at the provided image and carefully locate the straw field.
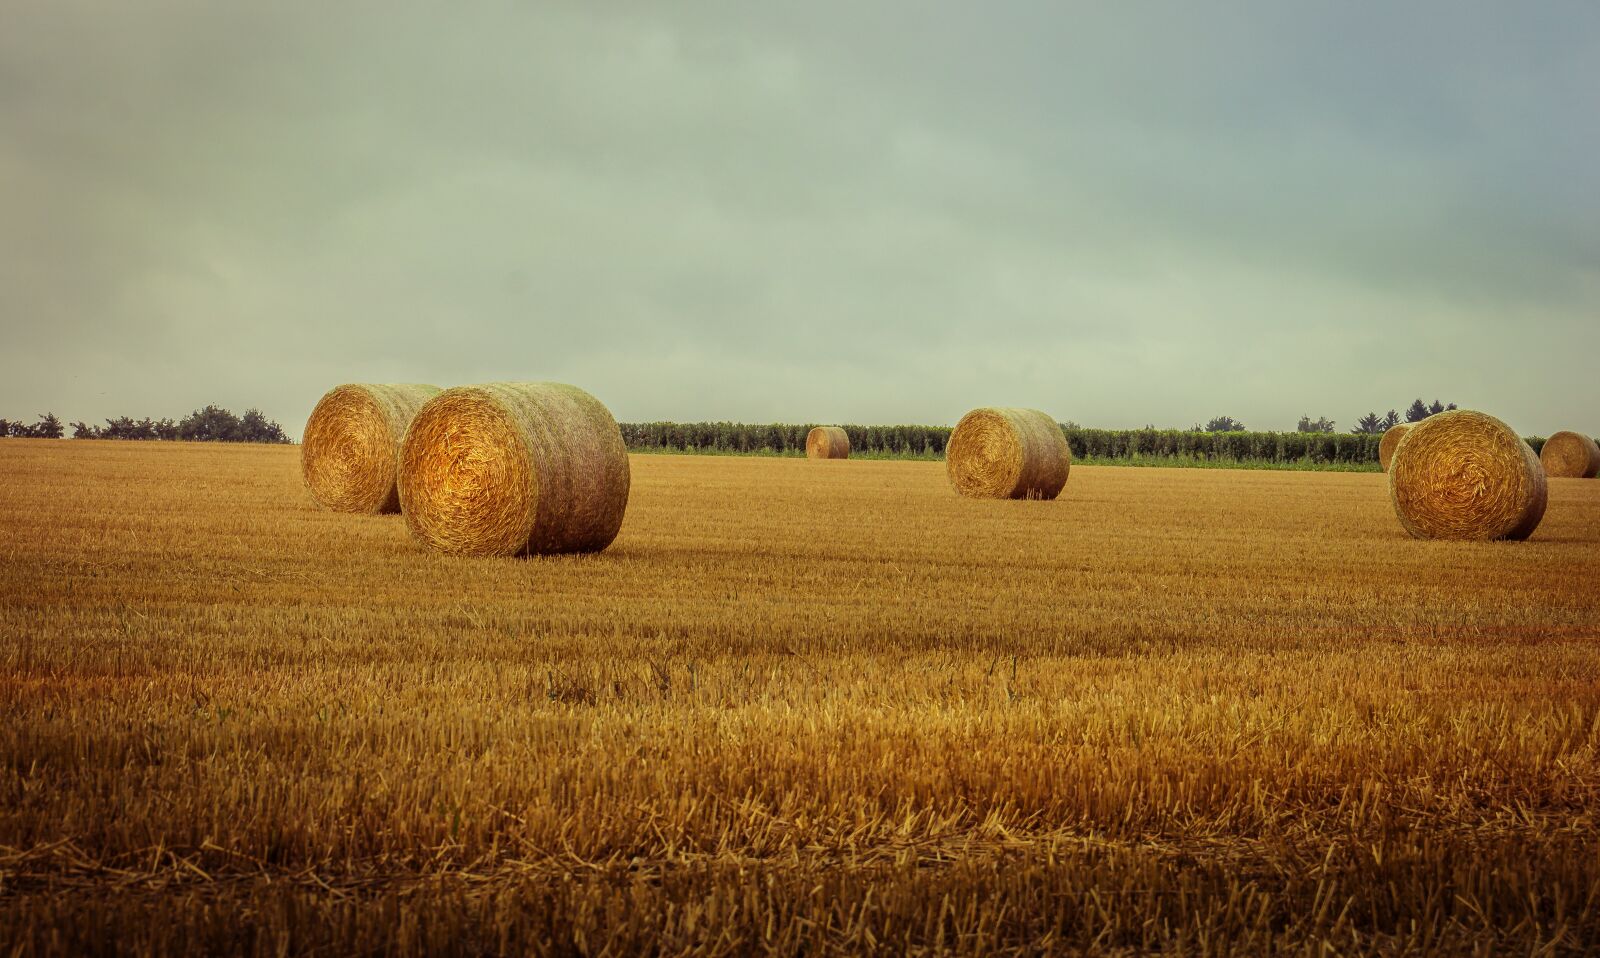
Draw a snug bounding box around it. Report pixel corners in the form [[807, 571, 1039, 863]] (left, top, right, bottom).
[[2, 439, 1599, 956]]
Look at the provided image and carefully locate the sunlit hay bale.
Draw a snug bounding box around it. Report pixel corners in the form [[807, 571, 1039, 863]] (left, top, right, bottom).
[[397, 382, 630, 557], [302, 383, 442, 514], [1539, 431, 1600, 479], [806, 426, 850, 460], [1378, 423, 1412, 473], [946, 407, 1070, 500], [1389, 409, 1547, 541]]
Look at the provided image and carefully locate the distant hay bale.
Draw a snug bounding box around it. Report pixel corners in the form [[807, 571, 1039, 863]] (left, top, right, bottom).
[[1378, 423, 1412, 473], [397, 382, 630, 557], [806, 426, 850, 460], [946, 407, 1070, 500], [1539, 431, 1600, 479], [1388, 410, 1547, 541], [302, 383, 442, 514]]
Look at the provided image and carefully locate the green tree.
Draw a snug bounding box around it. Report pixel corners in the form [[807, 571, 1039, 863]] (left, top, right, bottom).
[[1406, 398, 1457, 423], [103, 417, 131, 439], [179, 405, 243, 442], [1205, 416, 1245, 432], [23, 413, 65, 438], [1352, 412, 1384, 435], [239, 409, 289, 443]]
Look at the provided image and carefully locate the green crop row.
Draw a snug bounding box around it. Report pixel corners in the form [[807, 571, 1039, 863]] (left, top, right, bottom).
[[621, 422, 1556, 469]]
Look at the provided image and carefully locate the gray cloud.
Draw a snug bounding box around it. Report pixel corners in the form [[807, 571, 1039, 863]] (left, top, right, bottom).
[[2, 1, 1596, 436]]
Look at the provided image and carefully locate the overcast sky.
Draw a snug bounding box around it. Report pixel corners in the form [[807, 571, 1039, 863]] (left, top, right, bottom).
[[3, 2, 1596, 437]]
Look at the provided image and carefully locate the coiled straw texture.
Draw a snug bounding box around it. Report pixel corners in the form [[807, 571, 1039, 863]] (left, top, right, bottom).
[[1389, 410, 1547, 541], [806, 426, 850, 460], [302, 383, 441, 514], [1378, 423, 1412, 473], [946, 407, 1070, 500], [398, 383, 630, 557], [1539, 431, 1600, 479]]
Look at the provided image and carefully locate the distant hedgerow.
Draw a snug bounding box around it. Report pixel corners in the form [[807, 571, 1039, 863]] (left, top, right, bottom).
[[54, 406, 290, 443], [619, 422, 1422, 467]]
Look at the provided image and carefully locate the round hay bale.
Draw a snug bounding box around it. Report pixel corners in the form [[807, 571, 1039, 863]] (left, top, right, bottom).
[[806, 426, 850, 460], [1378, 423, 1412, 473], [397, 382, 630, 557], [1539, 430, 1600, 479], [946, 407, 1070, 500], [1388, 409, 1546, 541], [302, 383, 442, 514]]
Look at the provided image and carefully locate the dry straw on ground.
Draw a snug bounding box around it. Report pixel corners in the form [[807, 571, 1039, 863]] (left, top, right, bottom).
[[1389, 409, 1547, 541], [8, 444, 1600, 954], [397, 382, 630, 557], [806, 426, 850, 460], [946, 407, 1070, 500], [301, 383, 441, 513], [1539, 431, 1600, 479], [1378, 423, 1412, 473]]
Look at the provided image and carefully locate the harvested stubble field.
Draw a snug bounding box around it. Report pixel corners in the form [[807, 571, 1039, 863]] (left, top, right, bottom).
[[2, 439, 1599, 956]]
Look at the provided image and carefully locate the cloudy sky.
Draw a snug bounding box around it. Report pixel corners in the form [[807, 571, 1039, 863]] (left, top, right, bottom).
[[3, 1, 1596, 437]]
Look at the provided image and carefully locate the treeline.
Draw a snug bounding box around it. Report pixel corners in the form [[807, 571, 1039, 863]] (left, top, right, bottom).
[[0, 413, 66, 438], [1, 407, 290, 443], [621, 422, 949, 456], [1073, 428, 1381, 463], [1349, 399, 1458, 435], [620, 422, 1552, 464]]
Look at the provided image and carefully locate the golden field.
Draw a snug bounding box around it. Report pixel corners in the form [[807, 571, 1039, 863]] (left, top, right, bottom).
[[2, 438, 1598, 956]]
